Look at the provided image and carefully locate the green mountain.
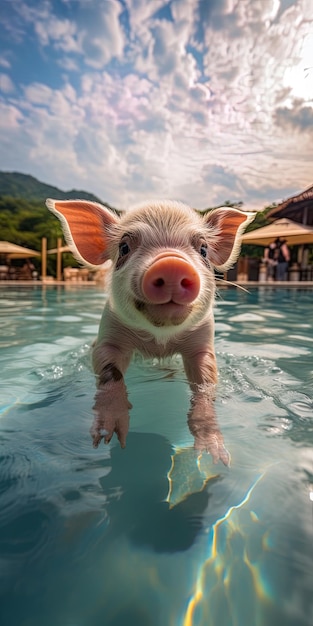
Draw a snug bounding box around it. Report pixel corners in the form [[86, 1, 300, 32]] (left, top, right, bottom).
[[0, 172, 117, 272], [0, 170, 110, 205]]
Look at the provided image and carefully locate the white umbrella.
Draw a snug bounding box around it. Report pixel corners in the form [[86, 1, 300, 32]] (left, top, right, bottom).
[[241, 218, 313, 246]]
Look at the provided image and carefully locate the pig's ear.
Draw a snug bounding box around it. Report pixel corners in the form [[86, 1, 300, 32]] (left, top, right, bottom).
[[46, 199, 119, 267], [203, 208, 255, 271]]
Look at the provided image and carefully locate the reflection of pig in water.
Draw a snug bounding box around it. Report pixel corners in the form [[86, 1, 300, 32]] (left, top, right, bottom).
[[46, 199, 254, 465]]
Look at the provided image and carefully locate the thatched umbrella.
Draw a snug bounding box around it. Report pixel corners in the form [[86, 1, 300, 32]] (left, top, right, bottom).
[[0, 241, 40, 259], [0, 241, 41, 280]]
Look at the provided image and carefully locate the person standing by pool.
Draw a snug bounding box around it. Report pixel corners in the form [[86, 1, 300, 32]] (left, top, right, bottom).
[[263, 240, 278, 281], [275, 238, 290, 281], [264, 238, 290, 281]]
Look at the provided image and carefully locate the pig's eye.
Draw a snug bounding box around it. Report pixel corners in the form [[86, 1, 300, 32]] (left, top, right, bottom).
[[119, 241, 130, 257], [199, 243, 208, 259]]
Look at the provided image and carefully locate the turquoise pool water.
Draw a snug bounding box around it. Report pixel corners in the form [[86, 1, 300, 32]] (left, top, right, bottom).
[[0, 285, 312, 626]]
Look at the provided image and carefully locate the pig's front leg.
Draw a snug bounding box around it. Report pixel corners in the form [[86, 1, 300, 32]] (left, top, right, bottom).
[[183, 349, 230, 466], [91, 344, 133, 449]]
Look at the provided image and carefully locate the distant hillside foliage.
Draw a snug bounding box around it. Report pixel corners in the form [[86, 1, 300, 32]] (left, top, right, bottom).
[[0, 171, 106, 204], [0, 171, 116, 274]]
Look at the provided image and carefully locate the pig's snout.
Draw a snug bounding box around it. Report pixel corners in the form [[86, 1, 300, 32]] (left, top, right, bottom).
[[141, 254, 200, 305]]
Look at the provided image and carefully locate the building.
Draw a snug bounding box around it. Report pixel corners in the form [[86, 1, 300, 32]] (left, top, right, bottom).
[[267, 185, 313, 226]]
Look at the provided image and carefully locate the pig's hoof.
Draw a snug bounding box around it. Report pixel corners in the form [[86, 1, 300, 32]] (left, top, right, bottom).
[[91, 427, 110, 448], [194, 433, 231, 466], [208, 443, 230, 466], [90, 412, 130, 449]]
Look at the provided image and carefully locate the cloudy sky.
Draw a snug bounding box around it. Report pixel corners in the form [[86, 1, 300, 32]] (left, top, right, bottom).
[[0, 0, 312, 211]]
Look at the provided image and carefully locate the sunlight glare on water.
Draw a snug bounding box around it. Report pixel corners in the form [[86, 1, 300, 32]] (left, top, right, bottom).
[[0, 285, 312, 626]]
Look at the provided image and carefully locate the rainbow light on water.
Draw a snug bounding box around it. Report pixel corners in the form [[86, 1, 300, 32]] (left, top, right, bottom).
[[181, 470, 274, 626]]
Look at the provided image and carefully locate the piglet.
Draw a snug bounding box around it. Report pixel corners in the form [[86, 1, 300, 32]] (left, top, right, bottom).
[[46, 198, 254, 465]]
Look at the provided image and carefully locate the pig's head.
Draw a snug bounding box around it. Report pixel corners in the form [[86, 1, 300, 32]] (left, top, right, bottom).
[[46, 199, 254, 341]]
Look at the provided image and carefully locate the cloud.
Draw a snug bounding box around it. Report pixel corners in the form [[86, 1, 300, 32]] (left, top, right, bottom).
[[0, 74, 15, 93], [0, 58, 11, 69], [3, 0, 125, 69], [0, 101, 23, 128], [275, 100, 313, 132], [124, 0, 167, 31], [23, 83, 53, 105], [34, 14, 78, 53], [201, 164, 244, 199], [77, 1, 125, 68], [0, 0, 312, 210]]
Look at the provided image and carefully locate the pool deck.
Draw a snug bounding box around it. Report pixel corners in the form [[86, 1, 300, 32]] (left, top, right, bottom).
[[0, 280, 99, 287], [1, 279, 313, 289], [223, 280, 313, 289]]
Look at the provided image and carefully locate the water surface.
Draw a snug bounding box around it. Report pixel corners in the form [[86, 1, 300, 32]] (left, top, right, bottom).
[[0, 285, 312, 626]]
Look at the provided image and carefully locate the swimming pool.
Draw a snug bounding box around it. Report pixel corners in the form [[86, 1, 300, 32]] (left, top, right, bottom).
[[0, 285, 312, 626]]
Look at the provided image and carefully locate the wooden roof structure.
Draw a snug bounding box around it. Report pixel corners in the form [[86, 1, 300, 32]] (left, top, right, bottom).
[[267, 185, 313, 226]]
